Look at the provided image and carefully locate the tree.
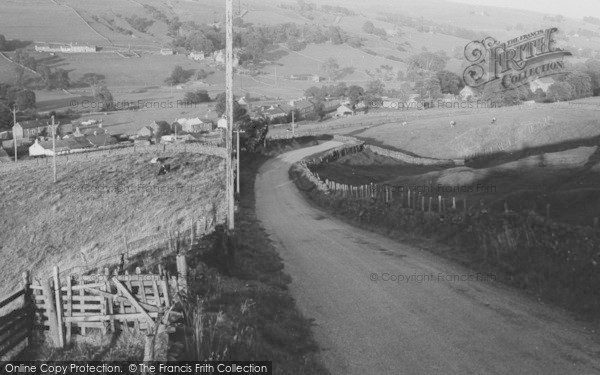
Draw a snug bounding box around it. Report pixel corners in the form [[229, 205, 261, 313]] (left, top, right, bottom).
[[327, 26, 345, 44], [286, 38, 306, 51], [564, 71, 592, 99], [547, 81, 573, 101], [321, 58, 340, 81], [183, 90, 211, 104], [407, 52, 447, 78], [14, 66, 25, 88], [239, 117, 269, 152], [53, 69, 70, 89], [366, 80, 385, 95], [185, 32, 215, 53], [15, 90, 35, 110], [155, 121, 172, 142], [436, 70, 464, 95], [95, 85, 115, 111], [414, 74, 443, 99], [304, 86, 326, 100], [243, 32, 268, 60], [362, 21, 375, 34], [215, 92, 249, 122], [165, 65, 191, 85], [346, 85, 365, 105]]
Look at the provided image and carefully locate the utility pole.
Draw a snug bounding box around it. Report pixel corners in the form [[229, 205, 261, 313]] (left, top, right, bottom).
[[226, 0, 235, 230], [235, 129, 245, 194], [49, 116, 59, 183], [11, 105, 17, 162], [291, 110, 295, 137]]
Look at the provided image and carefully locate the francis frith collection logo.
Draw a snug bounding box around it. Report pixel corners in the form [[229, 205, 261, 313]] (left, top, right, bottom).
[[463, 27, 572, 89]]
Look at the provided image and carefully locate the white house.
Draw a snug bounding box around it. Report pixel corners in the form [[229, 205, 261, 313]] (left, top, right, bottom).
[[459, 86, 476, 100], [530, 77, 555, 93], [176, 117, 212, 133], [336, 105, 354, 117], [188, 51, 205, 61], [29, 139, 70, 157]]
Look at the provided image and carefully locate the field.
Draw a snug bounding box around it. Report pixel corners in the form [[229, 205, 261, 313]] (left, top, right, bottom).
[[352, 105, 600, 159], [0, 151, 225, 297]]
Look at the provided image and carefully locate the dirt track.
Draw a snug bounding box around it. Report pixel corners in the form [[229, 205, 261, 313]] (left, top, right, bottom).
[[255, 141, 600, 375]]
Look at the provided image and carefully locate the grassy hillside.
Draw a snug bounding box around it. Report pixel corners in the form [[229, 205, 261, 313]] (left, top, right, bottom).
[[354, 105, 600, 159], [0, 151, 225, 297]]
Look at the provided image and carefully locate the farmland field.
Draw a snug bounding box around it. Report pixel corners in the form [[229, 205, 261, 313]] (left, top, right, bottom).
[[0, 151, 225, 297], [352, 105, 600, 159]]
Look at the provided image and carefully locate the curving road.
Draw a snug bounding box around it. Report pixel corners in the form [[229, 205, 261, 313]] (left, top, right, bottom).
[[255, 141, 600, 375]]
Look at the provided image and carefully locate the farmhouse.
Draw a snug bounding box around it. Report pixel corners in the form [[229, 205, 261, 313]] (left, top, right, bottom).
[[188, 51, 206, 61], [29, 139, 71, 157], [160, 48, 175, 55], [134, 137, 153, 146], [289, 74, 321, 82], [459, 86, 476, 100], [176, 118, 213, 133], [35, 43, 97, 53], [530, 77, 555, 93], [289, 99, 315, 117], [336, 105, 355, 117], [137, 126, 154, 138], [13, 120, 48, 139], [86, 134, 117, 147]]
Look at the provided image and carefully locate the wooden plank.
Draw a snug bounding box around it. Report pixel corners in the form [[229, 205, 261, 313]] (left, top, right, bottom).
[[53, 266, 64, 348], [0, 306, 28, 327], [0, 326, 29, 357], [82, 288, 160, 312], [78, 281, 86, 336], [124, 271, 139, 333], [0, 314, 30, 342], [0, 289, 25, 309], [65, 312, 159, 323], [112, 278, 154, 326], [152, 279, 161, 308], [136, 268, 148, 305]]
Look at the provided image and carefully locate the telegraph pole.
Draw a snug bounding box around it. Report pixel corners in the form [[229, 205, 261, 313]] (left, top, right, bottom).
[[291, 110, 295, 137], [11, 105, 17, 162], [226, 0, 235, 230], [49, 116, 59, 183]]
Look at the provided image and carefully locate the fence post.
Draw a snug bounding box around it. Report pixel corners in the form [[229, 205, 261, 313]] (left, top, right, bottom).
[[176, 254, 188, 293], [421, 196, 425, 211], [428, 197, 432, 213], [407, 189, 411, 208], [53, 266, 65, 348], [438, 196, 442, 213], [452, 197, 456, 210], [42, 278, 59, 348]]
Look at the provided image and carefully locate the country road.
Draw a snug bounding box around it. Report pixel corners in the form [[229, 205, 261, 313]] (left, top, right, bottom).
[[255, 141, 600, 375]]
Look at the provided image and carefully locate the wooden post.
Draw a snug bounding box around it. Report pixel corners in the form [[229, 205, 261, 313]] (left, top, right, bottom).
[[421, 196, 425, 211], [123, 236, 129, 264], [53, 266, 65, 348], [407, 189, 411, 208], [176, 254, 188, 292], [428, 196, 432, 213], [143, 334, 155, 362], [42, 278, 60, 348], [452, 197, 456, 210], [65, 275, 72, 344], [438, 195, 442, 213]]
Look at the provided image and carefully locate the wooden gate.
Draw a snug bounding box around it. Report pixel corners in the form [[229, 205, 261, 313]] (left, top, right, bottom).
[[32, 257, 187, 348]]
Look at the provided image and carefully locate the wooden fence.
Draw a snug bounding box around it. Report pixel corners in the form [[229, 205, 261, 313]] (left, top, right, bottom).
[[0, 272, 33, 360], [0, 256, 188, 357]]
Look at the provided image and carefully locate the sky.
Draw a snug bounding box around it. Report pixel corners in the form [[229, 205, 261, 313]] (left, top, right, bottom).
[[448, 0, 600, 20]]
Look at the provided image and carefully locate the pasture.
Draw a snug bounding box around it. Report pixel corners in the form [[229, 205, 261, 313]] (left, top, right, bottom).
[[0, 151, 225, 297], [354, 105, 600, 159]]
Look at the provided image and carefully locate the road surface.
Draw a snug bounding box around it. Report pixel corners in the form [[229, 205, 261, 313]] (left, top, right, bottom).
[[255, 141, 600, 375]]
